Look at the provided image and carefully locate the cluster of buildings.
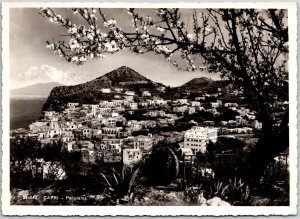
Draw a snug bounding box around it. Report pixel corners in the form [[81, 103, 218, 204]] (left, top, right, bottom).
[[11, 87, 263, 170]]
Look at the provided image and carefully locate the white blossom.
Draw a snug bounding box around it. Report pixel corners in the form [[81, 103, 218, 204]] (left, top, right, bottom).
[[157, 26, 165, 32], [79, 56, 87, 62], [69, 39, 80, 51], [90, 14, 96, 20], [71, 56, 79, 62], [104, 41, 119, 53], [205, 26, 213, 35], [140, 34, 149, 39], [46, 43, 55, 50], [87, 33, 94, 41], [103, 19, 117, 28], [68, 25, 78, 34], [187, 34, 194, 40]]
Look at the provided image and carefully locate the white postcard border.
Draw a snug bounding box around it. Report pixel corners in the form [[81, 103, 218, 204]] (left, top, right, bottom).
[[1, 1, 298, 216]]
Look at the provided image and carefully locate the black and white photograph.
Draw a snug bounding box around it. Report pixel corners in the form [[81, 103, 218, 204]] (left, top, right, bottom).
[[1, 2, 297, 216]]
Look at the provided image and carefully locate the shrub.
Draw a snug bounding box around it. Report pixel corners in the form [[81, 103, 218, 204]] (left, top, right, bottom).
[[184, 184, 203, 203]]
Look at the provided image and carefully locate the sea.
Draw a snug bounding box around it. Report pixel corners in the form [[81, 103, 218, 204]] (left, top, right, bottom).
[[10, 95, 47, 130]]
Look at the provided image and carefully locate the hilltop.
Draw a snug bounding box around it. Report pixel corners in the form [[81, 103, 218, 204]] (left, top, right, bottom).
[[95, 66, 149, 86]]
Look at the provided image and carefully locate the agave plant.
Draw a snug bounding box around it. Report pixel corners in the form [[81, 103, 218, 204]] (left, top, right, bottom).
[[209, 180, 229, 199], [227, 177, 250, 206], [99, 165, 145, 205]]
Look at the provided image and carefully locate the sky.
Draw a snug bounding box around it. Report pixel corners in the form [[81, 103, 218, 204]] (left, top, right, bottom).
[[9, 8, 221, 89]]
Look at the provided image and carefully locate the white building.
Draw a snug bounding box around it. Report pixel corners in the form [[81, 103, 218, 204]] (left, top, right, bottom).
[[124, 96, 134, 101], [211, 102, 221, 108], [92, 129, 102, 137], [67, 102, 79, 108], [112, 99, 123, 106], [66, 141, 76, 151], [173, 105, 188, 113], [191, 101, 201, 107], [155, 99, 168, 106], [61, 131, 74, 142], [82, 127, 93, 138], [146, 99, 155, 106], [47, 128, 62, 139], [44, 111, 56, 118], [142, 90, 151, 97], [250, 120, 262, 130], [195, 96, 206, 101], [181, 148, 194, 159], [183, 126, 218, 154], [109, 143, 122, 153], [176, 99, 188, 105], [29, 121, 49, 132], [114, 88, 123, 93], [139, 102, 149, 107], [224, 102, 238, 107], [187, 107, 196, 115], [129, 102, 138, 110], [123, 148, 143, 165], [102, 126, 122, 135], [65, 121, 80, 131], [111, 112, 120, 117], [101, 88, 111, 93], [134, 135, 153, 152], [125, 91, 135, 96]]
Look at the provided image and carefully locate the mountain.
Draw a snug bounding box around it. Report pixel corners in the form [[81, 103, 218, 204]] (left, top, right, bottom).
[[178, 77, 230, 93], [42, 66, 164, 111], [96, 66, 149, 86], [11, 82, 63, 96], [42, 66, 230, 112]]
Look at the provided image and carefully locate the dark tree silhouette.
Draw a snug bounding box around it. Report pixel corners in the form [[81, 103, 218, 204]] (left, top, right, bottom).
[[206, 137, 246, 154], [39, 8, 289, 181]]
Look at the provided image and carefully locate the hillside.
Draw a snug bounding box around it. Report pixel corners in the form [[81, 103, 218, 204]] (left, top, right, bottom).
[[42, 67, 231, 112], [178, 77, 230, 93], [42, 66, 165, 111], [10, 82, 63, 96]]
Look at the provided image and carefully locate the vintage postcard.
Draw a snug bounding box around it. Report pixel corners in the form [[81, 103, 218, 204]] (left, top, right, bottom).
[[1, 1, 298, 216]]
